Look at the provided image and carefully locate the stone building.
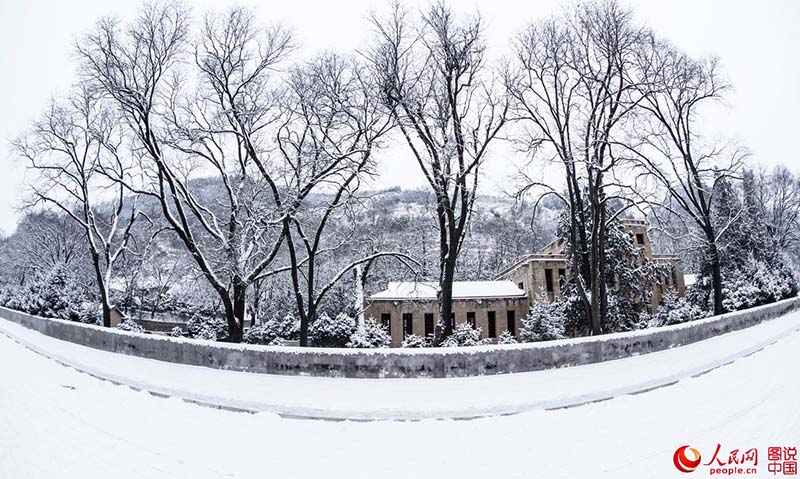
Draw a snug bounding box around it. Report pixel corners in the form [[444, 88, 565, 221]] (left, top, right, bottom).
[[365, 220, 685, 347], [365, 281, 528, 347], [494, 220, 686, 311]]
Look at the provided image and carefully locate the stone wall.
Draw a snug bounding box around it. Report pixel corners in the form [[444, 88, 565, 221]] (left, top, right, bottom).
[[1, 297, 797, 378]]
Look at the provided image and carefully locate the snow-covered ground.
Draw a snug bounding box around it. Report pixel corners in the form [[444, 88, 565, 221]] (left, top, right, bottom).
[[2, 313, 800, 478]]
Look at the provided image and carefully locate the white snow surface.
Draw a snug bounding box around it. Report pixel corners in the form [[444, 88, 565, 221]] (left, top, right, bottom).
[[1, 308, 799, 420], [370, 280, 526, 300], [1, 312, 799, 478]]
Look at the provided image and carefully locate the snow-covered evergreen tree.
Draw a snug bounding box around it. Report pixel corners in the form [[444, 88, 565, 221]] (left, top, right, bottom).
[[401, 334, 431, 348], [702, 173, 799, 312], [117, 319, 145, 333], [441, 321, 491, 347], [649, 290, 706, 327], [556, 208, 663, 335], [496, 330, 517, 345], [169, 326, 184, 337], [347, 318, 391, 348], [187, 313, 229, 341], [520, 290, 567, 342], [1, 263, 88, 321], [310, 313, 356, 347], [244, 314, 300, 345], [604, 223, 662, 332]]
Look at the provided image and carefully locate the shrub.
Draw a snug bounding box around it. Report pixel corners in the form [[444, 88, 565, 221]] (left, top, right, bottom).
[[169, 326, 184, 337], [520, 291, 566, 342], [77, 303, 102, 325], [401, 333, 431, 348], [347, 318, 391, 348], [117, 319, 145, 333], [441, 321, 491, 347], [649, 290, 706, 327], [187, 313, 229, 341], [310, 312, 356, 347], [244, 314, 300, 345], [2, 264, 86, 321], [496, 330, 517, 345]]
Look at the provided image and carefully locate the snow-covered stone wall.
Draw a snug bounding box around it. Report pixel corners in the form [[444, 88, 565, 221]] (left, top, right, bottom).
[[1, 297, 797, 378]]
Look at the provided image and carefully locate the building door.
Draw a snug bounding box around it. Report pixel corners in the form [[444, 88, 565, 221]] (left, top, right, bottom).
[[487, 311, 496, 338], [545, 269, 554, 293], [402, 313, 413, 338], [381, 313, 391, 335], [466, 311, 476, 328], [424, 313, 434, 338], [506, 310, 516, 336]]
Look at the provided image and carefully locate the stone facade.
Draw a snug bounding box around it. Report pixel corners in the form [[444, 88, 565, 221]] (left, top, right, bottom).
[[366, 220, 687, 347], [365, 295, 529, 347], [495, 220, 686, 310]]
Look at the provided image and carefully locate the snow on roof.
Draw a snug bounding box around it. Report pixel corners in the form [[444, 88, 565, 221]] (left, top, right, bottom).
[[684, 274, 698, 287], [369, 281, 526, 301]]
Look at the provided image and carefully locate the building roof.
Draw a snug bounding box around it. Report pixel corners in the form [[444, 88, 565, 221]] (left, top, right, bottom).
[[369, 281, 527, 301]]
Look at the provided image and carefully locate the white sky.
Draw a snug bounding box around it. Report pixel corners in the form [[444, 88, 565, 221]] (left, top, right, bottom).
[[1, 0, 798, 234]]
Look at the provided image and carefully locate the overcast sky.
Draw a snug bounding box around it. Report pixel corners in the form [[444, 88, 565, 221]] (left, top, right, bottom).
[[0, 0, 798, 234]]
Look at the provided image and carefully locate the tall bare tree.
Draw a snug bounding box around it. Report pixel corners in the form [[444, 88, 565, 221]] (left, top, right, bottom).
[[15, 87, 142, 327], [508, 0, 646, 334], [77, 4, 295, 341], [760, 166, 800, 254], [368, 1, 507, 343], [629, 35, 744, 315], [278, 54, 417, 345]]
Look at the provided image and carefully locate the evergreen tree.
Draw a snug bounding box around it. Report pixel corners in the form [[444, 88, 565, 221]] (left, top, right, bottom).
[[557, 206, 663, 334], [705, 172, 798, 312], [496, 330, 517, 345], [347, 318, 391, 348], [520, 290, 567, 342], [440, 322, 491, 347]]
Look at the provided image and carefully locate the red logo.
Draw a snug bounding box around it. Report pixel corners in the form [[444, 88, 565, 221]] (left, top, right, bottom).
[[674, 445, 702, 473]]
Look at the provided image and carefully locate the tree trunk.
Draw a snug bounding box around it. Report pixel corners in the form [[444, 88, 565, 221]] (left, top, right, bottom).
[[354, 265, 366, 329], [708, 239, 724, 315], [435, 256, 457, 345], [220, 281, 246, 343], [101, 301, 112, 328], [230, 281, 247, 342], [89, 251, 113, 328]]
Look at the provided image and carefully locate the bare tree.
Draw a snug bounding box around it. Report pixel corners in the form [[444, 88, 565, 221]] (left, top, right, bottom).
[[77, 5, 294, 341], [629, 34, 744, 315], [368, 1, 507, 343], [0, 212, 85, 287], [761, 166, 800, 254], [279, 54, 420, 345], [508, 0, 646, 334], [14, 87, 143, 327]]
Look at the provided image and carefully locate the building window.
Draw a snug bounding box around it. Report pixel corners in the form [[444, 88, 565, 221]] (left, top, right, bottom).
[[506, 310, 516, 336], [424, 313, 434, 337], [558, 268, 566, 289], [671, 268, 678, 288], [487, 311, 496, 338], [381, 313, 391, 335], [545, 268, 554, 293], [450, 312, 455, 331], [467, 311, 476, 328], [636, 233, 645, 246], [402, 313, 413, 338], [518, 282, 524, 290]]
